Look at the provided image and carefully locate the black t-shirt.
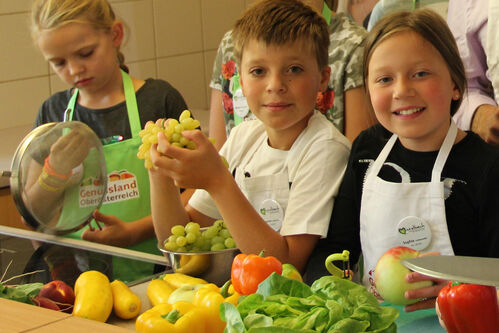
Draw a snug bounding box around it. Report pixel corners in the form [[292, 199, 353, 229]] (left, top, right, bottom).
[[35, 78, 188, 139], [306, 124, 499, 283]]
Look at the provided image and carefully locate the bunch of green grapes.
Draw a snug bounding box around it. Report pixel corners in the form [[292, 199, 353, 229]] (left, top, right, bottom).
[[137, 110, 201, 169], [163, 220, 237, 253]]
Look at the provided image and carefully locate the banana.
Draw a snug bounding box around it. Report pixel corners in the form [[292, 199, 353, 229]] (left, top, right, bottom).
[[175, 254, 211, 276]]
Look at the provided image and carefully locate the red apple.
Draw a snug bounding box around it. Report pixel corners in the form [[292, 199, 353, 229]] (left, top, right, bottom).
[[33, 295, 60, 311], [38, 280, 75, 313], [374, 246, 433, 305]]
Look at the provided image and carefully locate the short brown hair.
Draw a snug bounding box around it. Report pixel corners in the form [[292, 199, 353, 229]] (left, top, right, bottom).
[[232, 0, 330, 69], [363, 9, 466, 116]]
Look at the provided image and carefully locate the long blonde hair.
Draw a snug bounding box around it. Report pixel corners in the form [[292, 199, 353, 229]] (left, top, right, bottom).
[[31, 0, 127, 72]]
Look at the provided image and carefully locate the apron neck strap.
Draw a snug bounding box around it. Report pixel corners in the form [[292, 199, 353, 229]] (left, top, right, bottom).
[[431, 120, 457, 182], [63, 89, 78, 122], [369, 121, 458, 181], [322, 1, 332, 25], [63, 69, 141, 137]]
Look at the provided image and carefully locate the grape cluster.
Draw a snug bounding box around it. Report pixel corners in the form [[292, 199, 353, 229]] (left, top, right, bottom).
[[163, 220, 237, 253], [137, 110, 201, 169]]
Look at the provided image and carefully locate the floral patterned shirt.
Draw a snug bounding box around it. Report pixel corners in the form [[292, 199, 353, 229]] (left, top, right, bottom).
[[210, 12, 367, 136]]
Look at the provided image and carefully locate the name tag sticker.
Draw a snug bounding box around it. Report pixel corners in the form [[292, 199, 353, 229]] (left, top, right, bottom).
[[396, 216, 432, 251], [233, 89, 250, 118], [257, 198, 283, 232]]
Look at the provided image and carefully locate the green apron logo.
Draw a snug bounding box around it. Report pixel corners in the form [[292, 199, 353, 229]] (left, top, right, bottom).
[[103, 170, 140, 204], [79, 177, 105, 208]]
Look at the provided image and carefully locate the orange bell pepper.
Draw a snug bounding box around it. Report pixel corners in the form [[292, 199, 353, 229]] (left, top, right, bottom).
[[231, 251, 282, 295]]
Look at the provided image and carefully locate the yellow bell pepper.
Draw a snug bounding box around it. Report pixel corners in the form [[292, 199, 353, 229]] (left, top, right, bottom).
[[192, 282, 240, 333], [135, 301, 207, 333]]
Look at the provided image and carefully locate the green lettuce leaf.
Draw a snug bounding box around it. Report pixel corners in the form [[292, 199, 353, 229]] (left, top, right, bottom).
[[220, 302, 246, 333], [0, 283, 43, 304]]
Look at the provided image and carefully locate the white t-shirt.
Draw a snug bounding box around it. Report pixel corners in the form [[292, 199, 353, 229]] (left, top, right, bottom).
[[189, 110, 351, 238]]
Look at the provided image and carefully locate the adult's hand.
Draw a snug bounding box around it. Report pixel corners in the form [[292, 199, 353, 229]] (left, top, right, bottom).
[[471, 104, 499, 145]]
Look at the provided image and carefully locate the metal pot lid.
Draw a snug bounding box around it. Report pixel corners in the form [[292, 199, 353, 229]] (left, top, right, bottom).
[[8, 121, 107, 235]]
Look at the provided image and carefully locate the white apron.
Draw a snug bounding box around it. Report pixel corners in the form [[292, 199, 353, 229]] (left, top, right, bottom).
[[360, 122, 457, 297], [234, 135, 290, 232]]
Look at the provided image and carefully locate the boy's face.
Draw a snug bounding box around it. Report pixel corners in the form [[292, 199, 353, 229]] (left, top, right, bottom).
[[239, 38, 330, 149]]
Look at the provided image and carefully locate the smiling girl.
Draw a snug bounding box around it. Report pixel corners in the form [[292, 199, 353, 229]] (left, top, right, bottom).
[[308, 8, 499, 312]]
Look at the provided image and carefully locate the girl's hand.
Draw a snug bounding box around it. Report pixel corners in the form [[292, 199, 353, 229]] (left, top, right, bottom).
[[403, 251, 447, 312], [81, 210, 132, 247], [403, 271, 448, 312], [150, 129, 229, 191], [49, 127, 91, 175]]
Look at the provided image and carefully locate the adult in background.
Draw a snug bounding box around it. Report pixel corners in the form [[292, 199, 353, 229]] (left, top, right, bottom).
[[367, 0, 448, 31], [448, 0, 499, 145]]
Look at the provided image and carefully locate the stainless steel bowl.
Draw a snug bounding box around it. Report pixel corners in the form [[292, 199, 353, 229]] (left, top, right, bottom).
[[159, 245, 240, 286]]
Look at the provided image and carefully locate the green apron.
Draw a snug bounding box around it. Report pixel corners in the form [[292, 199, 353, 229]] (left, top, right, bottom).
[[64, 70, 158, 283]]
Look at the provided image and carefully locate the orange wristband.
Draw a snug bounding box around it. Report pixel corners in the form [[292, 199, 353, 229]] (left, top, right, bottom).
[[44, 156, 72, 180]]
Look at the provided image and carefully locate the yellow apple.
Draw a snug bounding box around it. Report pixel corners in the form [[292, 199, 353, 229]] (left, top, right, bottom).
[[374, 246, 433, 305]]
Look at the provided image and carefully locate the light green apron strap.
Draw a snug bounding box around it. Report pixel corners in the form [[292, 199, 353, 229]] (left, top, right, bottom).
[[121, 70, 141, 137], [232, 73, 243, 126], [322, 0, 332, 25], [64, 89, 79, 122]]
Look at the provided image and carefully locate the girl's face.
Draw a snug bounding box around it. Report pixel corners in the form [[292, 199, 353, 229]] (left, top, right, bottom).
[[239, 38, 330, 149], [37, 21, 123, 98], [367, 31, 460, 151]]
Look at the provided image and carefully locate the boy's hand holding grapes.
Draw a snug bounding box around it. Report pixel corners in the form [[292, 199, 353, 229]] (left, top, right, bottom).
[[151, 129, 231, 192]]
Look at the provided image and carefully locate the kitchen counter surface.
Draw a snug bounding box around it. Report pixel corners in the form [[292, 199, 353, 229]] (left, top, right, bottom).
[[0, 298, 133, 332]]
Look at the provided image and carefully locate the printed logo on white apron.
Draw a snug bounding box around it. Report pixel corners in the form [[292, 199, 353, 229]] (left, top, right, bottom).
[[102, 169, 140, 204]]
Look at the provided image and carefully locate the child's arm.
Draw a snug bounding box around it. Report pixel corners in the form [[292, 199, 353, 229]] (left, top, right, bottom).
[[151, 130, 317, 271], [208, 89, 227, 151], [81, 212, 156, 247], [344, 86, 374, 142]]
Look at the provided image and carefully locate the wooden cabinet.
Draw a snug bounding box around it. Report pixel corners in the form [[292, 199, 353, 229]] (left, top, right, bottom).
[[0, 187, 29, 230]]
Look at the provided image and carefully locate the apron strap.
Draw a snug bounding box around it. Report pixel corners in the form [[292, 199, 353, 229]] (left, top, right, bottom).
[[64, 70, 141, 138], [368, 121, 458, 182], [322, 0, 332, 25], [121, 70, 141, 137], [431, 121, 457, 182], [368, 133, 398, 178], [63, 89, 78, 122]]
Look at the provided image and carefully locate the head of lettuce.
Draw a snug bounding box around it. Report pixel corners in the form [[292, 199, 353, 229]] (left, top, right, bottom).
[[220, 273, 399, 333]]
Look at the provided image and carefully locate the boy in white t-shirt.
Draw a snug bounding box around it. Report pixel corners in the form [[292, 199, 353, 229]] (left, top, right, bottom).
[[148, 0, 350, 272]]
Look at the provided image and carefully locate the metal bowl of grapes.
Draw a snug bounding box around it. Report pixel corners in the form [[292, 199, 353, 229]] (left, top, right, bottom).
[[159, 220, 240, 286]]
